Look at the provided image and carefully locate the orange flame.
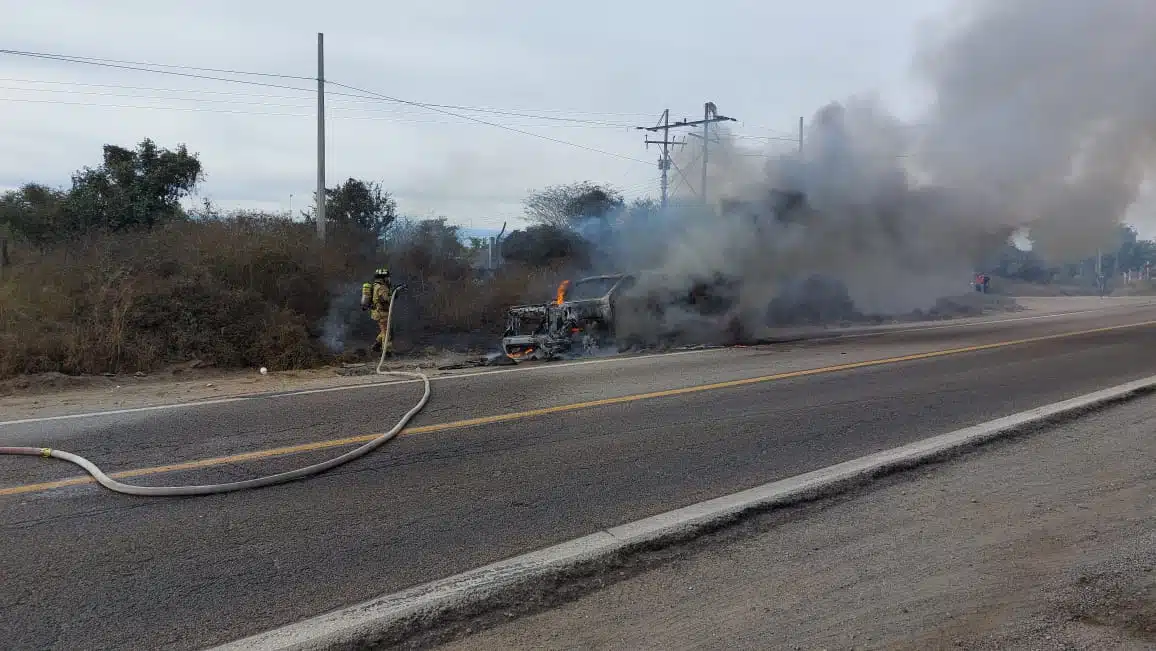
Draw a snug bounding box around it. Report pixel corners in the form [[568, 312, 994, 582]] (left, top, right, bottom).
[[555, 280, 571, 306]]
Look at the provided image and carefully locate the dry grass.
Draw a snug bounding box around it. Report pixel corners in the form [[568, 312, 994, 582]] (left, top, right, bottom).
[[0, 216, 557, 378], [0, 216, 366, 378]]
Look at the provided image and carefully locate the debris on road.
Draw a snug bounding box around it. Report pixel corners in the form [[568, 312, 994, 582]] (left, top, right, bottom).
[[436, 352, 518, 371]]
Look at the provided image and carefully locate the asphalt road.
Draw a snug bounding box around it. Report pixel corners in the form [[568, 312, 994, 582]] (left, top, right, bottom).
[[446, 389, 1156, 651], [4, 303, 1156, 650]]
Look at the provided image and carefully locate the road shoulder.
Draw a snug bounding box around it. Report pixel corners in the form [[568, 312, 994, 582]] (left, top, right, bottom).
[[438, 393, 1156, 651]]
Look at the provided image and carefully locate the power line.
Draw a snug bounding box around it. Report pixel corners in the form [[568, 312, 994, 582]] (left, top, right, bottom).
[[0, 48, 322, 93], [0, 96, 323, 118], [1, 80, 644, 129], [0, 86, 323, 111], [0, 65, 647, 126], [0, 77, 373, 105], [0, 96, 638, 129], [730, 133, 802, 143], [617, 177, 659, 195], [0, 49, 316, 81], [375, 99, 636, 127], [326, 80, 652, 165], [640, 102, 735, 204], [1, 47, 652, 166], [0, 58, 657, 116], [667, 147, 702, 198], [739, 124, 800, 138]]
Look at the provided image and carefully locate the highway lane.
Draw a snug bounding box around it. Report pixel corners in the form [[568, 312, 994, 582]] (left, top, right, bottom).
[[4, 306, 1156, 649]]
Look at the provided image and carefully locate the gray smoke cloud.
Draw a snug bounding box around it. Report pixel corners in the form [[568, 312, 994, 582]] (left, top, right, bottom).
[[913, 0, 1156, 261], [587, 0, 1156, 330]]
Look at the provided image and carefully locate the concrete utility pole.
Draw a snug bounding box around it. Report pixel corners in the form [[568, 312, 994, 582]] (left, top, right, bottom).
[[637, 102, 734, 207], [316, 32, 327, 242], [798, 116, 804, 153], [637, 109, 684, 209]]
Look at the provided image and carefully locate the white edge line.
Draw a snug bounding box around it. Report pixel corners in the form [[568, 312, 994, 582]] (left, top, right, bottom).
[[0, 348, 720, 427], [6, 303, 1151, 428], [207, 374, 1156, 651]]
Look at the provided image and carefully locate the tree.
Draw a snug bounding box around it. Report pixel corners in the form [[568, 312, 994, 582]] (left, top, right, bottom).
[[624, 197, 660, 225], [1114, 224, 1156, 272], [323, 178, 397, 238], [523, 181, 624, 228], [66, 139, 203, 233], [1, 139, 201, 246], [0, 184, 68, 250], [386, 217, 471, 279], [992, 243, 1054, 283], [502, 224, 591, 267]]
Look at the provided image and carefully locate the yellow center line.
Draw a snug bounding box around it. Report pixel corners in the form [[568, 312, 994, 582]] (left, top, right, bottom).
[[4, 319, 1155, 498]]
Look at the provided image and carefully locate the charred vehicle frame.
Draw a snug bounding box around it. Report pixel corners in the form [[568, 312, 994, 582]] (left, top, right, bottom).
[[500, 272, 748, 361]]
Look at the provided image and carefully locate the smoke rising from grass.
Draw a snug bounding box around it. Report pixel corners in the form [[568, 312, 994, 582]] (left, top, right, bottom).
[[320, 282, 363, 353]]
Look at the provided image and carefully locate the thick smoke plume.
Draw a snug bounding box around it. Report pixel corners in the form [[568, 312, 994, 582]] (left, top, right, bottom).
[[586, 0, 1156, 331], [913, 0, 1156, 261]]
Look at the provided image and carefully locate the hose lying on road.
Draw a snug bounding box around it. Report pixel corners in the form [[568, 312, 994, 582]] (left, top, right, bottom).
[[0, 287, 429, 497]]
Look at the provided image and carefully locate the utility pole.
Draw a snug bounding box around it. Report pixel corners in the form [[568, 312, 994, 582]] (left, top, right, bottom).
[[316, 32, 327, 242], [798, 116, 804, 154], [637, 102, 734, 207], [659, 109, 671, 207], [637, 109, 683, 209], [700, 102, 713, 206]]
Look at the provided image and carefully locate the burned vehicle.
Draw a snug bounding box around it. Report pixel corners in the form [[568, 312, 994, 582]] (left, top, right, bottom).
[[500, 272, 748, 361], [501, 274, 630, 361]]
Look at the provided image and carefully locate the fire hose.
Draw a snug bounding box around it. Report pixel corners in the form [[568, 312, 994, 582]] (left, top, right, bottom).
[[0, 287, 430, 497]]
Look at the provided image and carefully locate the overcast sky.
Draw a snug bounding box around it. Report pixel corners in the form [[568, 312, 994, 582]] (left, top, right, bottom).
[[1, 0, 951, 231]]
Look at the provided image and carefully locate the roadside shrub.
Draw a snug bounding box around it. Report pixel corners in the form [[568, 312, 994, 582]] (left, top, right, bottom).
[[0, 216, 364, 377]]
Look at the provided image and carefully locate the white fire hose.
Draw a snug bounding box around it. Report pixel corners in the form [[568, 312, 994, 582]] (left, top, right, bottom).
[[0, 287, 429, 497]]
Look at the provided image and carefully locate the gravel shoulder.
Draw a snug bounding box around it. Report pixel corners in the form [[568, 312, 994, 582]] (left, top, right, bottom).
[[439, 393, 1156, 651]]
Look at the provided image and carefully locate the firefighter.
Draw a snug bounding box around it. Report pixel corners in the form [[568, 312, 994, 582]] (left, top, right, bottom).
[[361, 268, 393, 353]]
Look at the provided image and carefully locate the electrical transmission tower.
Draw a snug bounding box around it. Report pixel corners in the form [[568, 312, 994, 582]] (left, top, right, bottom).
[[637, 102, 735, 207]]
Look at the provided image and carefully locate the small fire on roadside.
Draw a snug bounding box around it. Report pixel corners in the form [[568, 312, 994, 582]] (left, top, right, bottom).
[[555, 280, 571, 306]]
